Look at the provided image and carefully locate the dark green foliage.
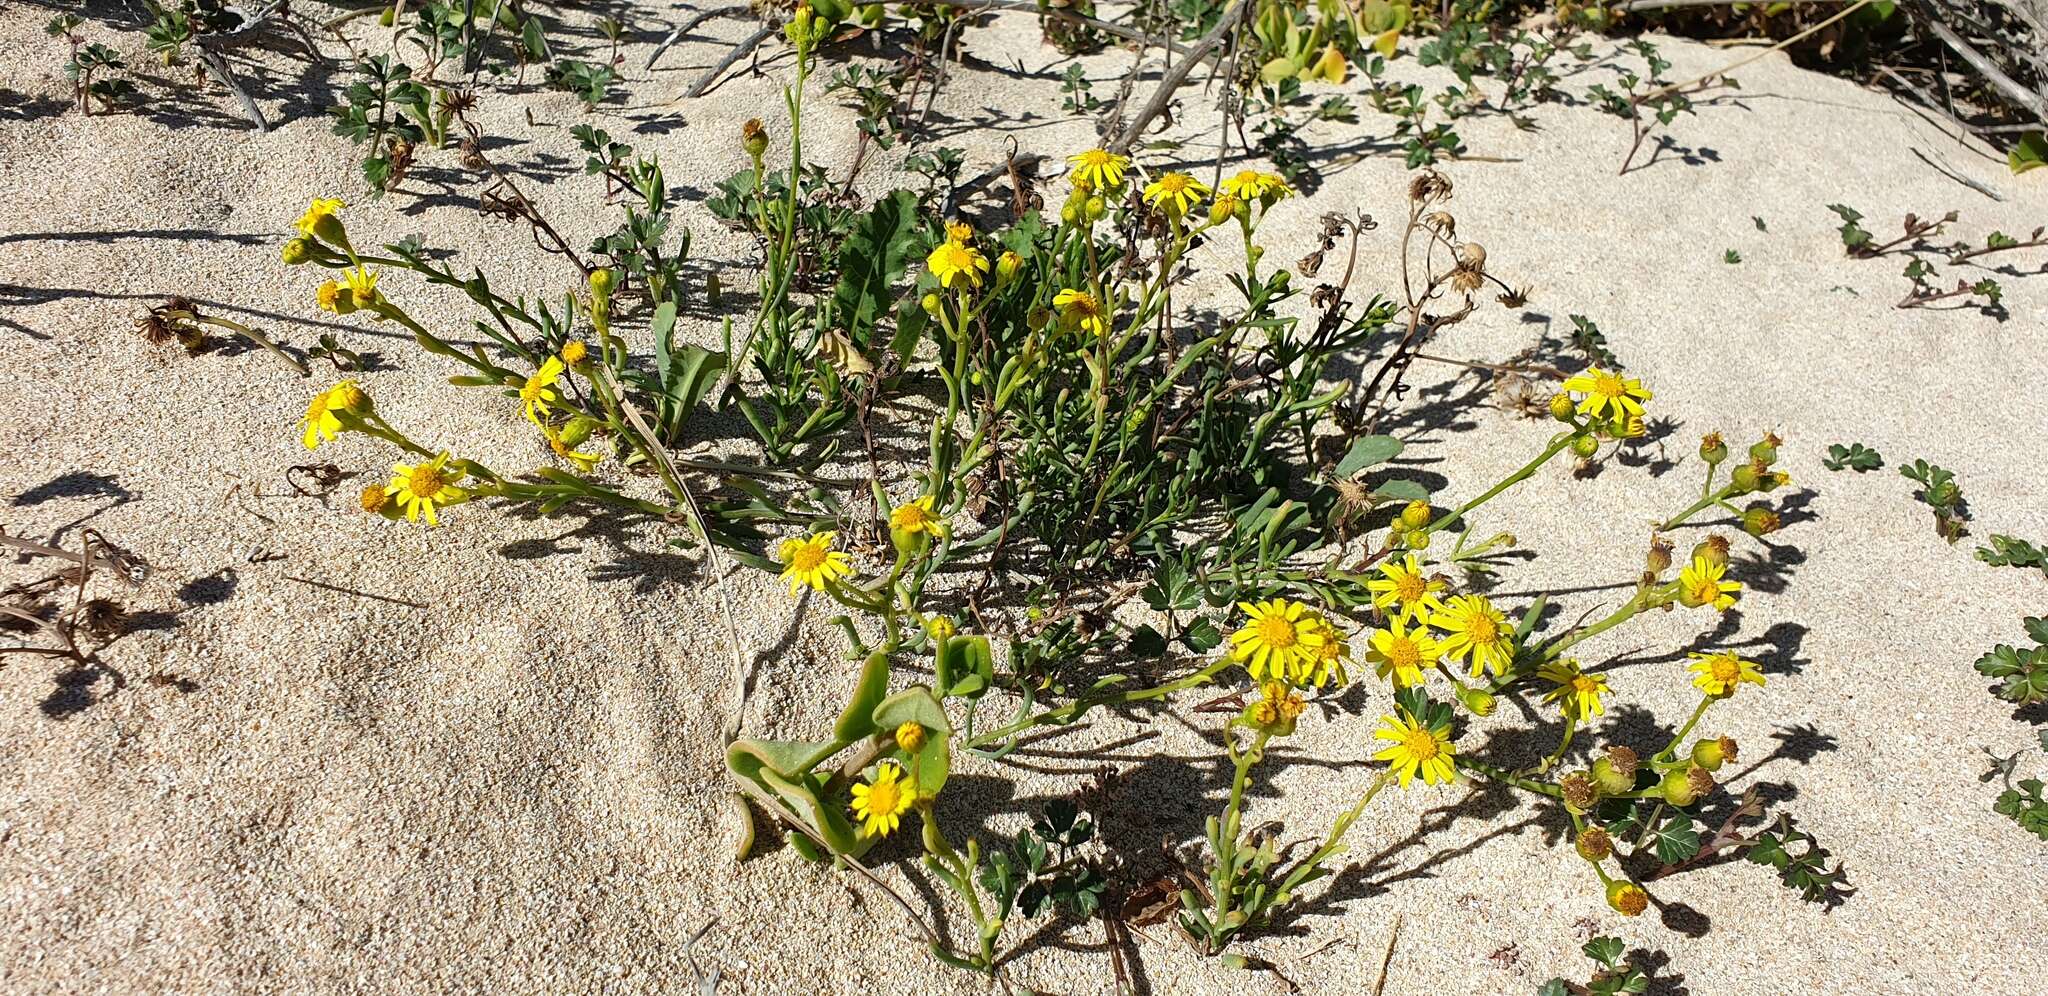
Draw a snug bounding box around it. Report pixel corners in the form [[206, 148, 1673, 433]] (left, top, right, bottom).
[[1822, 442, 1883, 472], [1899, 458, 1968, 543], [1975, 618, 2048, 706], [1976, 535, 2048, 578], [1746, 814, 1850, 905], [546, 59, 616, 110]]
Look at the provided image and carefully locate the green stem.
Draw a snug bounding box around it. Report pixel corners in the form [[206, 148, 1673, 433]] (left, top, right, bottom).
[[1459, 757, 1563, 798], [961, 657, 1235, 750], [1423, 428, 1584, 537], [1655, 696, 1713, 764]]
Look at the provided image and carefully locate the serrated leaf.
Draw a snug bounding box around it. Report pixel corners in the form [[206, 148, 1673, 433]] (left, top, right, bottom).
[[1582, 935, 1625, 969], [1650, 813, 1701, 865]]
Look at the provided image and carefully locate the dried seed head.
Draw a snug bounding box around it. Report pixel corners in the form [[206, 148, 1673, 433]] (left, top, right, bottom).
[[1686, 764, 1716, 798], [1560, 770, 1598, 811], [1646, 535, 1673, 575], [1575, 826, 1613, 862], [1606, 745, 1640, 778], [1424, 210, 1456, 234], [1457, 243, 1487, 269], [1741, 505, 1782, 537], [1408, 170, 1452, 203]]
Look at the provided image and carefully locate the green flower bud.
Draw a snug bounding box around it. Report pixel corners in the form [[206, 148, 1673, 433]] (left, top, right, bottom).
[[1405, 528, 1431, 550], [1749, 432, 1782, 465], [558, 415, 599, 449], [1699, 432, 1728, 465], [1456, 685, 1496, 717], [589, 267, 615, 300], [1571, 434, 1600, 458], [996, 250, 1022, 285], [1400, 500, 1432, 530], [1730, 462, 1761, 493], [281, 237, 315, 266], [921, 292, 942, 317], [1741, 505, 1781, 537], [1590, 745, 1638, 796], [1085, 197, 1106, 221], [1692, 735, 1737, 771], [1549, 392, 1576, 422], [1658, 767, 1702, 807]]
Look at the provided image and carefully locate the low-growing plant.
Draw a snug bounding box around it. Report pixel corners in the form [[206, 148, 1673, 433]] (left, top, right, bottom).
[[1822, 441, 1883, 472], [261, 3, 1847, 984], [1899, 457, 1969, 543], [1537, 936, 1654, 995], [1976, 617, 2048, 708]]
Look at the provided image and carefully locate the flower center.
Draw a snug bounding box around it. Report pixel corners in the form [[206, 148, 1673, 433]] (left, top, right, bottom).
[[1387, 637, 1421, 670], [1159, 175, 1187, 193], [306, 394, 331, 421], [865, 780, 900, 814], [1395, 574, 1425, 604], [1689, 577, 1719, 603], [1467, 614, 1498, 643], [1710, 657, 1739, 682], [1572, 676, 1601, 696], [1593, 372, 1626, 398], [407, 465, 446, 498], [1065, 294, 1099, 316], [789, 544, 827, 572], [1256, 615, 1298, 650], [1401, 728, 1439, 760], [892, 505, 930, 530]]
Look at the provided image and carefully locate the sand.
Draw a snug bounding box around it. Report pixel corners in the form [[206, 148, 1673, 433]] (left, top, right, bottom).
[[3, 5, 2047, 994]]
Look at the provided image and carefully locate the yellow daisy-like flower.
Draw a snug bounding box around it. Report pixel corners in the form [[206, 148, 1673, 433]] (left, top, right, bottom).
[[520, 356, 565, 426], [384, 452, 468, 525], [1066, 148, 1129, 190], [1052, 288, 1107, 337], [1367, 617, 1440, 688], [1373, 709, 1458, 788], [545, 425, 602, 473], [1217, 170, 1291, 203], [1229, 598, 1326, 682], [1536, 658, 1609, 723], [1142, 171, 1210, 217], [342, 267, 382, 312], [1677, 555, 1741, 612], [297, 197, 348, 248], [1431, 594, 1515, 678], [926, 240, 988, 290], [778, 530, 854, 595], [1560, 367, 1652, 423], [1688, 651, 1766, 698], [315, 280, 350, 315], [299, 385, 346, 450], [1367, 554, 1447, 624], [1298, 616, 1351, 688], [889, 496, 947, 537], [848, 761, 916, 838]]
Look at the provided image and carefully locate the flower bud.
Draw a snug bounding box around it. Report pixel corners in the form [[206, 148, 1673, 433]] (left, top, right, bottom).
[[1210, 195, 1242, 226], [1404, 529, 1431, 550], [996, 250, 1022, 285], [1730, 462, 1761, 493], [1691, 534, 1730, 568], [360, 484, 391, 515], [1575, 826, 1613, 862], [589, 267, 615, 300], [1400, 500, 1432, 531], [1699, 432, 1727, 465], [741, 118, 769, 161], [858, 3, 883, 25], [785, 3, 814, 49], [1571, 434, 1599, 458], [1590, 745, 1637, 796], [1658, 767, 1702, 807], [895, 721, 927, 753], [1741, 505, 1781, 537], [1749, 432, 1782, 465], [1060, 203, 1079, 225], [1645, 536, 1673, 575], [921, 292, 942, 317], [1549, 392, 1576, 422], [1762, 469, 1791, 492], [1692, 735, 1737, 771], [1084, 196, 1106, 221], [330, 379, 371, 416], [559, 340, 589, 367], [926, 616, 956, 642], [1605, 880, 1649, 917], [281, 237, 315, 266], [1456, 685, 1496, 717]]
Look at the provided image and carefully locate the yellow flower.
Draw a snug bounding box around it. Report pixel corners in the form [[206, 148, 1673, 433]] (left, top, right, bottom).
[[301, 388, 344, 449], [1052, 288, 1107, 337], [944, 220, 974, 244], [1229, 598, 1326, 682], [545, 424, 602, 472], [1688, 651, 1765, 698], [1432, 594, 1515, 678], [297, 197, 349, 249], [1537, 658, 1609, 722], [889, 496, 947, 537], [1067, 148, 1130, 190], [1142, 171, 1210, 217], [315, 280, 351, 315], [1677, 555, 1741, 612], [1298, 616, 1351, 688], [848, 761, 915, 838], [926, 240, 988, 290], [1218, 170, 1290, 203], [927, 616, 957, 642], [1367, 554, 1446, 624], [384, 452, 468, 525], [1373, 709, 1457, 788], [1244, 680, 1307, 735], [1209, 193, 1244, 226], [520, 357, 565, 426], [894, 721, 927, 753], [559, 340, 589, 366], [778, 531, 854, 595], [1561, 367, 1651, 423], [1367, 617, 1440, 688], [342, 267, 382, 312]]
